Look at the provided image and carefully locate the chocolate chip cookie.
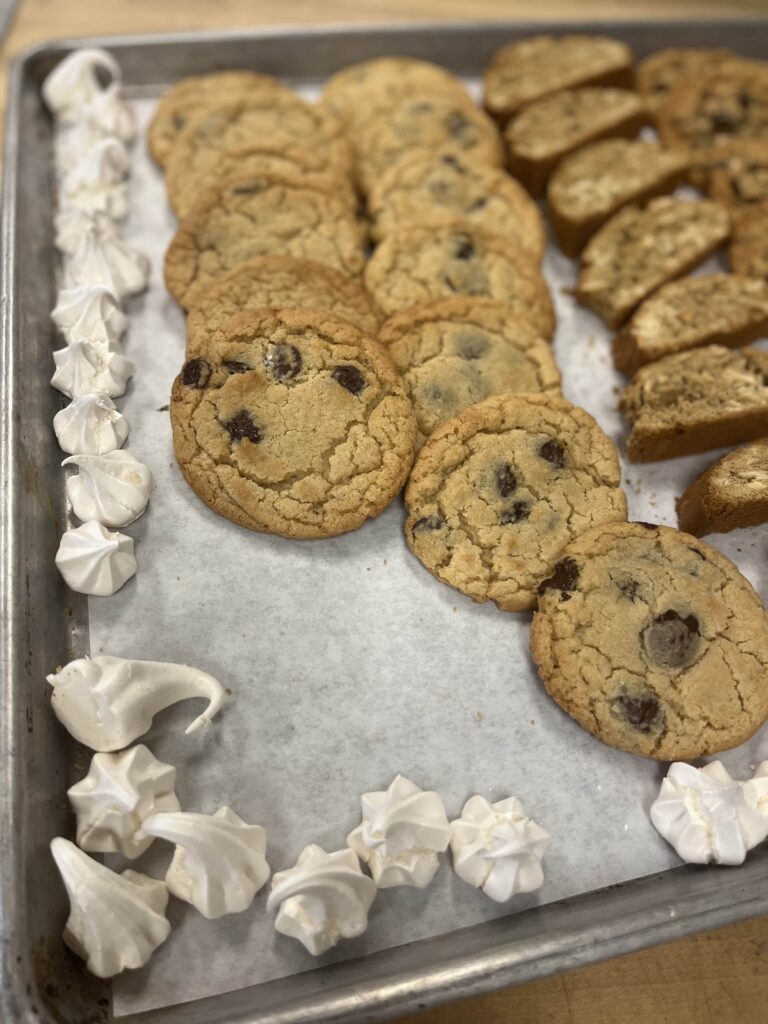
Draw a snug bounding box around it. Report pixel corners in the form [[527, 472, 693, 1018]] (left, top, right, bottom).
[[165, 173, 367, 310], [531, 521, 768, 759], [379, 298, 560, 444], [171, 309, 417, 539], [364, 222, 554, 331], [404, 393, 626, 612], [186, 255, 382, 358]]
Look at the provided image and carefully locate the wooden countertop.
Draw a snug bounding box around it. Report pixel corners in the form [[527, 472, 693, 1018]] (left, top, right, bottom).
[[4, 2, 766, 1021]]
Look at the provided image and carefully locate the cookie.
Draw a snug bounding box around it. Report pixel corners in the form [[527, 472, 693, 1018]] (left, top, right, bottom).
[[620, 344, 768, 462], [547, 139, 689, 257], [530, 521, 768, 760], [636, 48, 751, 113], [363, 222, 554, 331], [171, 309, 417, 539], [504, 87, 650, 198], [703, 138, 768, 206], [378, 298, 560, 444], [483, 35, 634, 125], [677, 439, 768, 536], [367, 150, 546, 259], [185, 255, 382, 358], [404, 393, 626, 612], [613, 273, 768, 375], [730, 200, 768, 278], [165, 173, 367, 310]]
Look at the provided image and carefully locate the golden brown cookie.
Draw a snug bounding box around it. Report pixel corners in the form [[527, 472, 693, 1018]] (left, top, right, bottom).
[[702, 138, 768, 207], [636, 48, 751, 113], [730, 200, 768, 278], [677, 439, 768, 536]]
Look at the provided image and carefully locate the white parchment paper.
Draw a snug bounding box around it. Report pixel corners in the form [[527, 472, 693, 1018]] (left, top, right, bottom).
[[83, 95, 768, 1016]]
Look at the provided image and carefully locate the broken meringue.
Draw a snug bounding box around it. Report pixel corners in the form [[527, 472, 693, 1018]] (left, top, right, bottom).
[[42, 48, 121, 121], [64, 450, 152, 527], [53, 393, 129, 456]]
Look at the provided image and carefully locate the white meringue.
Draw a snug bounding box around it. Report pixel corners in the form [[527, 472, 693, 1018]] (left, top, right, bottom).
[[54, 393, 129, 456], [744, 761, 768, 820], [267, 845, 376, 956], [47, 655, 228, 752], [42, 49, 121, 121], [62, 214, 149, 298], [55, 520, 136, 596], [55, 206, 105, 256], [450, 795, 550, 902], [50, 837, 170, 978], [64, 451, 152, 527], [52, 284, 127, 345], [650, 761, 768, 866], [347, 775, 451, 888], [142, 807, 269, 919], [68, 744, 180, 858], [51, 339, 134, 400], [59, 137, 129, 220], [81, 85, 135, 142]]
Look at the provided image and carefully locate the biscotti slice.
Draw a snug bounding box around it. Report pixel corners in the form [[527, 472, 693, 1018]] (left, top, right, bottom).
[[483, 35, 634, 124], [613, 274, 768, 375], [547, 139, 689, 256], [619, 344, 768, 462], [577, 197, 731, 329], [677, 438, 768, 535], [504, 88, 650, 198], [730, 200, 768, 278], [637, 48, 748, 113], [703, 138, 768, 207]]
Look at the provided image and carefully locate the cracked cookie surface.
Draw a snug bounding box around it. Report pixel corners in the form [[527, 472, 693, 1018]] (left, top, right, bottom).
[[530, 521, 768, 759], [404, 393, 626, 612], [171, 308, 417, 539]]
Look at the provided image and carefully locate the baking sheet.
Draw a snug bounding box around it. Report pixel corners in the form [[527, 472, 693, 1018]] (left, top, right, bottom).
[[78, 93, 768, 1016]]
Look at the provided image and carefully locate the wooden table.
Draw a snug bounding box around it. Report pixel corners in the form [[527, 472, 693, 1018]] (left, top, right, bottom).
[[4, 2, 767, 1021]]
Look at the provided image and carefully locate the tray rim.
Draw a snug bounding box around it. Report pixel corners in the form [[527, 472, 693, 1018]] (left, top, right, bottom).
[[2, 17, 768, 1024]]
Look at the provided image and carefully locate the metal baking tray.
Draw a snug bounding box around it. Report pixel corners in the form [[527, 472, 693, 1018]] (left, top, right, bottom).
[[2, 18, 768, 1024]]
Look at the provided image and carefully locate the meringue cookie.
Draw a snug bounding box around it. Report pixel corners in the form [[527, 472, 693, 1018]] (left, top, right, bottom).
[[81, 84, 135, 142], [54, 393, 129, 456], [42, 49, 121, 121], [347, 775, 451, 888], [68, 744, 180, 858], [59, 137, 129, 220], [50, 837, 170, 978], [650, 761, 768, 866], [55, 206, 106, 256], [267, 845, 376, 956], [62, 214, 149, 298], [51, 339, 134, 400], [142, 807, 270, 919], [450, 795, 550, 902], [64, 451, 152, 527], [52, 284, 127, 345], [47, 655, 228, 752], [55, 520, 136, 596], [744, 761, 768, 820]]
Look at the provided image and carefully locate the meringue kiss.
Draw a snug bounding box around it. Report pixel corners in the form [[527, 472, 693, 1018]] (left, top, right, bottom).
[[55, 520, 136, 596], [53, 393, 129, 456]]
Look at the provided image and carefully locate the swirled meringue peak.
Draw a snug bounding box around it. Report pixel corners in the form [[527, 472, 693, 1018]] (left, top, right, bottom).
[[51, 339, 134, 400], [142, 807, 270, 919], [68, 744, 180, 858], [347, 775, 451, 888], [267, 845, 376, 955], [64, 451, 152, 527], [450, 795, 550, 902], [50, 837, 170, 978], [54, 393, 129, 456], [62, 212, 149, 297], [42, 49, 121, 121], [59, 137, 129, 220], [55, 520, 136, 596], [52, 284, 127, 345]]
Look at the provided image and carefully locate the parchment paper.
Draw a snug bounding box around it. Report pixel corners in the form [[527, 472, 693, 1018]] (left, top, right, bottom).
[[84, 95, 768, 1016]]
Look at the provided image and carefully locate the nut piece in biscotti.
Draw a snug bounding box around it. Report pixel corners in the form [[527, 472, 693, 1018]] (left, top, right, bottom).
[[378, 298, 561, 444], [185, 255, 382, 358], [677, 438, 768, 536], [730, 200, 768, 278], [620, 344, 768, 462], [504, 87, 650, 198], [364, 222, 554, 333], [576, 197, 731, 329], [404, 393, 626, 612], [483, 34, 634, 125], [613, 273, 768, 375], [368, 150, 546, 259], [636, 48, 752, 114], [164, 174, 367, 311], [171, 309, 417, 539], [702, 138, 768, 207], [547, 139, 689, 257], [530, 521, 768, 760]]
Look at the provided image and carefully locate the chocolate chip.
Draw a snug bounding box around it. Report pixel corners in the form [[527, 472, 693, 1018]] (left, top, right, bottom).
[[617, 578, 640, 601], [496, 463, 517, 497], [467, 197, 488, 211], [172, 113, 186, 131], [612, 693, 664, 734], [500, 502, 529, 524], [538, 557, 579, 600], [539, 439, 566, 468], [223, 360, 250, 374], [455, 330, 489, 360], [264, 343, 302, 380], [412, 515, 444, 536], [455, 237, 475, 260], [446, 111, 471, 139], [711, 112, 738, 133], [441, 154, 465, 172], [181, 359, 211, 388], [225, 410, 263, 444], [642, 610, 700, 669], [332, 365, 365, 395]]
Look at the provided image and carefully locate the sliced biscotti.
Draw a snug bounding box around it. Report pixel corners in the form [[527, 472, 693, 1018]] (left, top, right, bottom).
[[636, 48, 749, 114], [613, 274, 768, 375], [677, 438, 768, 535], [576, 197, 731, 328], [483, 35, 634, 124], [730, 201, 768, 278], [547, 139, 689, 256], [620, 345, 768, 462], [504, 88, 649, 198], [703, 138, 768, 207]]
